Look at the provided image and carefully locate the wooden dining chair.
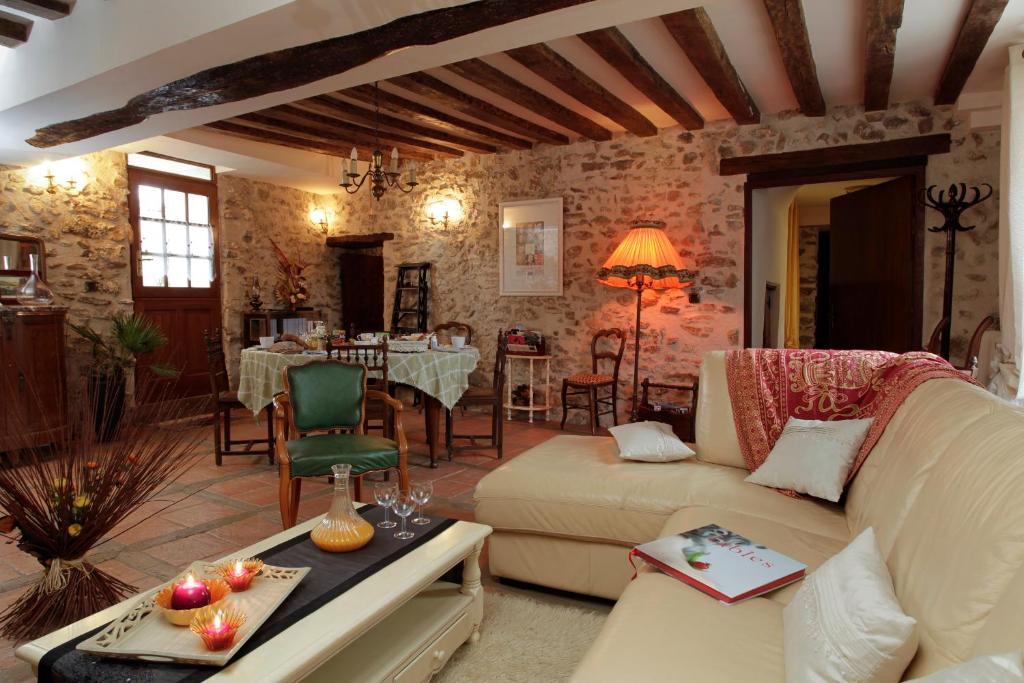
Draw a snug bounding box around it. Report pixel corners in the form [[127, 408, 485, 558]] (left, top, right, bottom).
[[273, 360, 408, 529], [434, 321, 473, 346], [203, 329, 273, 466], [332, 340, 390, 435], [445, 331, 507, 460], [560, 328, 626, 434]]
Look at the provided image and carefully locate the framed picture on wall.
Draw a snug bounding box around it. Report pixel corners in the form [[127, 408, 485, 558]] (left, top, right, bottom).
[[498, 197, 563, 296]]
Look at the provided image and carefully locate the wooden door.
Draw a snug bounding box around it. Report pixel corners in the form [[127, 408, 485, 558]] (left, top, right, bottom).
[[828, 176, 918, 351], [338, 251, 384, 334], [129, 164, 221, 400]]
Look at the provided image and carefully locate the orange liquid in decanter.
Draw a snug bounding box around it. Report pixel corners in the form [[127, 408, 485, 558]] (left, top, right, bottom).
[[310, 514, 374, 552]]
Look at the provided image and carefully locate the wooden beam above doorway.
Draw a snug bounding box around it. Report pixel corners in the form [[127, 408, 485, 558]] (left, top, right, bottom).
[[864, 0, 905, 111], [934, 0, 1010, 105], [326, 233, 395, 249], [762, 0, 826, 117], [719, 134, 951, 176]]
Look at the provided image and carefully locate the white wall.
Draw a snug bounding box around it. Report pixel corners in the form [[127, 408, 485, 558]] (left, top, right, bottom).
[[750, 185, 799, 347]]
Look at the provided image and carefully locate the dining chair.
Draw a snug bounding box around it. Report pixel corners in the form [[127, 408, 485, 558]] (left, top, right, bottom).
[[560, 328, 626, 434], [273, 360, 408, 529], [445, 330, 507, 460], [332, 340, 390, 435], [434, 321, 473, 346], [203, 329, 273, 466]]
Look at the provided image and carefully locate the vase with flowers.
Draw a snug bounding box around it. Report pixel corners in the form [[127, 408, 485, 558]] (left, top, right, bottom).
[[269, 239, 309, 312]]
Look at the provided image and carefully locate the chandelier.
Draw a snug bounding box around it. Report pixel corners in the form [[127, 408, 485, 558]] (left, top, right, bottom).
[[340, 82, 419, 200]]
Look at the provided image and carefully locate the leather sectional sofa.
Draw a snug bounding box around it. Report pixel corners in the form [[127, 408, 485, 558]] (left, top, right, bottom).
[[473, 351, 1024, 680]]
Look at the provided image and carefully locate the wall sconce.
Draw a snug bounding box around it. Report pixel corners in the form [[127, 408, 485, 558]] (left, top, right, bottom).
[[426, 198, 462, 228], [309, 206, 331, 235], [28, 157, 90, 196]]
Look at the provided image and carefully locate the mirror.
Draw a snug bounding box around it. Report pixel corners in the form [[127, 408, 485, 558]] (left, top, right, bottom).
[[0, 233, 46, 302]]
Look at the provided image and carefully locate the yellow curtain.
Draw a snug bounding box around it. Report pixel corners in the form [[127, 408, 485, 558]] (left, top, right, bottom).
[[784, 200, 801, 348]]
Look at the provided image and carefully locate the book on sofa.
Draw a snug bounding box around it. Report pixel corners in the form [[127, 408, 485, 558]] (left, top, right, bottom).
[[631, 524, 807, 604]]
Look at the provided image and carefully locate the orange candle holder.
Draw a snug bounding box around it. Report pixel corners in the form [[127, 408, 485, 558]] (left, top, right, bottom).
[[155, 577, 230, 626], [216, 558, 264, 592], [190, 606, 246, 651]]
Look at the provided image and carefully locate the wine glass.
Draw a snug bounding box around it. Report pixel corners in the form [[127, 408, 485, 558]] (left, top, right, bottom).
[[373, 481, 399, 529], [392, 494, 416, 540], [410, 480, 433, 526]]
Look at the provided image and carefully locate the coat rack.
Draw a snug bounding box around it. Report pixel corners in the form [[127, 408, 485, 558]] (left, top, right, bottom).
[[921, 183, 993, 360]]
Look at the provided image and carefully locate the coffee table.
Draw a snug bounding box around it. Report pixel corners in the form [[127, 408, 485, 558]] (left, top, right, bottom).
[[16, 514, 492, 682]]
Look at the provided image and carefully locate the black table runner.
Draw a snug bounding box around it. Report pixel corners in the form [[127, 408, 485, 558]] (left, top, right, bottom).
[[39, 507, 458, 683]]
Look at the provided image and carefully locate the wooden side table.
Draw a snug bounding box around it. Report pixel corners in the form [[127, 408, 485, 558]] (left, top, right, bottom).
[[504, 354, 552, 423]]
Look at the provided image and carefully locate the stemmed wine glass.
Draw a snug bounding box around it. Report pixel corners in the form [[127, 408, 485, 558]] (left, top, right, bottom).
[[392, 494, 416, 540], [410, 480, 433, 526], [373, 481, 399, 529]]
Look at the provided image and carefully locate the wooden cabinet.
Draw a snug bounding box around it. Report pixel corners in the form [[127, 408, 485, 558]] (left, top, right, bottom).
[[0, 307, 67, 449], [241, 309, 322, 348]]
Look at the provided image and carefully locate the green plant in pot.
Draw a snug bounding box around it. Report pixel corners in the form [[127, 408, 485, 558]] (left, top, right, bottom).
[[69, 312, 179, 440]]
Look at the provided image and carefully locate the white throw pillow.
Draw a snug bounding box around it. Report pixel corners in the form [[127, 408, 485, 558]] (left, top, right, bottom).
[[609, 421, 695, 462], [784, 527, 918, 683], [745, 417, 873, 501], [907, 653, 1024, 682]]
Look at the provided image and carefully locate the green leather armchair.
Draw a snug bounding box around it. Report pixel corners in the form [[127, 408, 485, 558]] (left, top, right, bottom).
[[273, 360, 409, 529]]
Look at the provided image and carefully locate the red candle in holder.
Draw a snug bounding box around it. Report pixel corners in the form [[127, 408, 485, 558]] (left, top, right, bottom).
[[171, 573, 211, 610], [191, 607, 245, 651], [216, 557, 263, 592]]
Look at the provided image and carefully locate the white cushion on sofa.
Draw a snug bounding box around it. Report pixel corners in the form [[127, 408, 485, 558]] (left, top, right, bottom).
[[783, 527, 918, 683], [907, 652, 1024, 682], [609, 421, 695, 462], [745, 417, 873, 502]]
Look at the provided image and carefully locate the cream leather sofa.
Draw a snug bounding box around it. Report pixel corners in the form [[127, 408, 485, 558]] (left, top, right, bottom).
[[474, 351, 1024, 681]]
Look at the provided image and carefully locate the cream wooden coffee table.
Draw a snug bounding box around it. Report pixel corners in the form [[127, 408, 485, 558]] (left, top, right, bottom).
[[16, 514, 492, 682]]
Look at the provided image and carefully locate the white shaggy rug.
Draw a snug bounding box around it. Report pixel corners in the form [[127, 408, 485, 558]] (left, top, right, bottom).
[[434, 591, 608, 683]]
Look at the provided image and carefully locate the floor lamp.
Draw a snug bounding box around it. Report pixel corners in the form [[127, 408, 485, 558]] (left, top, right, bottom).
[[597, 219, 695, 422]]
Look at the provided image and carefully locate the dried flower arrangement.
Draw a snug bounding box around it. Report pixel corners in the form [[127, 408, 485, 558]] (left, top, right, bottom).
[[269, 239, 309, 312], [0, 378, 208, 640]]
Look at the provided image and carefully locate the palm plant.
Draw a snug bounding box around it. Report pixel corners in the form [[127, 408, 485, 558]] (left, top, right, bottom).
[[70, 312, 178, 376]]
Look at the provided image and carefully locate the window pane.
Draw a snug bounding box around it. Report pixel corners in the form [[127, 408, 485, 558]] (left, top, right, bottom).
[[140, 220, 164, 254], [165, 223, 188, 255], [190, 258, 212, 288], [138, 185, 163, 219], [187, 193, 209, 225], [189, 226, 211, 257], [141, 256, 165, 287], [167, 257, 189, 287], [163, 190, 186, 223], [127, 153, 213, 180]]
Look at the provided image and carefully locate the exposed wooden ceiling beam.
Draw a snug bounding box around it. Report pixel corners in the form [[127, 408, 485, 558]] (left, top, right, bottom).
[[233, 111, 440, 161], [935, 0, 1009, 105], [0, 10, 30, 48], [390, 72, 570, 145], [262, 104, 464, 158], [720, 133, 951, 175], [578, 27, 703, 130], [27, 0, 593, 147], [505, 43, 658, 137], [204, 120, 426, 164], [0, 0, 70, 20], [445, 58, 612, 141], [864, 0, 905, 111], [661, 9, 760, 125], [762, 0, 826, 116], [343, 84, 533, 150], [298, 95, 498, 154]]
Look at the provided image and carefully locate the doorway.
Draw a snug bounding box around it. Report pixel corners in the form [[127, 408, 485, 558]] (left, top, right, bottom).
[[128, 155, 222, 400]]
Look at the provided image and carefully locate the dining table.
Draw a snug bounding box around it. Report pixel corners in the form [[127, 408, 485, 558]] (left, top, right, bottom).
[[237, 346, 481, 466]]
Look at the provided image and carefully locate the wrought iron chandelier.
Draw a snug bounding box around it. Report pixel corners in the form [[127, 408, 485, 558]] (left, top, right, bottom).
[[340, 82, 419, 200]]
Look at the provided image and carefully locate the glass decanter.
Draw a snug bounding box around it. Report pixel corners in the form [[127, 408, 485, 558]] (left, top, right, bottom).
[[15, 255, 54, 305], [310, 463, 374, 552]]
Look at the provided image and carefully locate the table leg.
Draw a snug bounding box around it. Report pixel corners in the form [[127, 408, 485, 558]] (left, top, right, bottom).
[[528, 359, 535, 424], [424, 395, 440, 468], [506, 358, 513, 420], [461, 540, 485, 644], [544, 358, 551, 422]]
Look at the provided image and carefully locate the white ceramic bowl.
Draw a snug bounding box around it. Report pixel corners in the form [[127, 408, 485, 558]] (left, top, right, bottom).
[[259, 336, 275, 348], [452, 336, 466, 349]]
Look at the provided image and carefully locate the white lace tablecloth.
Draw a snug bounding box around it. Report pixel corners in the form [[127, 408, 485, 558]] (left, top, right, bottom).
[[236, 347, 481, 414]]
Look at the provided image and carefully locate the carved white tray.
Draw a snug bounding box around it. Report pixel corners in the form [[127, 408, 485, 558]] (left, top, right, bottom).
[[77, 562, 309, 666]]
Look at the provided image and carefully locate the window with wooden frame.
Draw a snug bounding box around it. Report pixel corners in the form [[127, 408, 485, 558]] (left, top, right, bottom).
[[127, 154, 219, 296]]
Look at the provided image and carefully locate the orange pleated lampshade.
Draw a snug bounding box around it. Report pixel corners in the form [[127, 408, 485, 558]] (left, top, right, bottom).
[[597, 219, 694, 290]]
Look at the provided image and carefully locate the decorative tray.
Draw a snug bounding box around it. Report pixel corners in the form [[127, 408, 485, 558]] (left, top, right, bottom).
[[76, 562, 309, 667]]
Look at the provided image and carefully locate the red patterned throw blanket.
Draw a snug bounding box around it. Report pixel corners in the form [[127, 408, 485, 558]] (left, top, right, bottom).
[[725, 349, 977, 483]]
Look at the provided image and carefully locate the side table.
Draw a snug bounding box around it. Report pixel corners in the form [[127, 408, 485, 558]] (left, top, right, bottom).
[[504, 354, 552, 423], [637, 377, 698, 442]]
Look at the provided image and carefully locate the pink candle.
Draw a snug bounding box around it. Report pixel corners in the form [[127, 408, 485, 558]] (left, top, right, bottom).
[[198, 610, 237, 651], [171, 574, 211, 610], [225, 560, 254, 591]]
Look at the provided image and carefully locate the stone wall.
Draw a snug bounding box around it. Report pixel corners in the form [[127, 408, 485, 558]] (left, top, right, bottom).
[[340, 101, 1000, 419]]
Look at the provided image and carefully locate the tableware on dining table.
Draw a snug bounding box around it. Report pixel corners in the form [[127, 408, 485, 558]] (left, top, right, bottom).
[[374, 481, 399, 529], [392, 494, 416, 540], [410, 480, 433, 526], [259, 336, 275, 348], [452, 336, 466, 349]]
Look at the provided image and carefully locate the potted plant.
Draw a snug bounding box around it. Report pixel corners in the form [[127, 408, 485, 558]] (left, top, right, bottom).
[[69, 312, 178, 440]]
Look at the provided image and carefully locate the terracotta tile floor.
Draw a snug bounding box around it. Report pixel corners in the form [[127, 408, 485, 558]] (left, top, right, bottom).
[[0, 406, 598, 682]]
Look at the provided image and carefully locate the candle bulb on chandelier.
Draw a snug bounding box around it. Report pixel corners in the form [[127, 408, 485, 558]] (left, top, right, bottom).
[[390, 147, 398, 173], [349, 147, 358, 176]]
